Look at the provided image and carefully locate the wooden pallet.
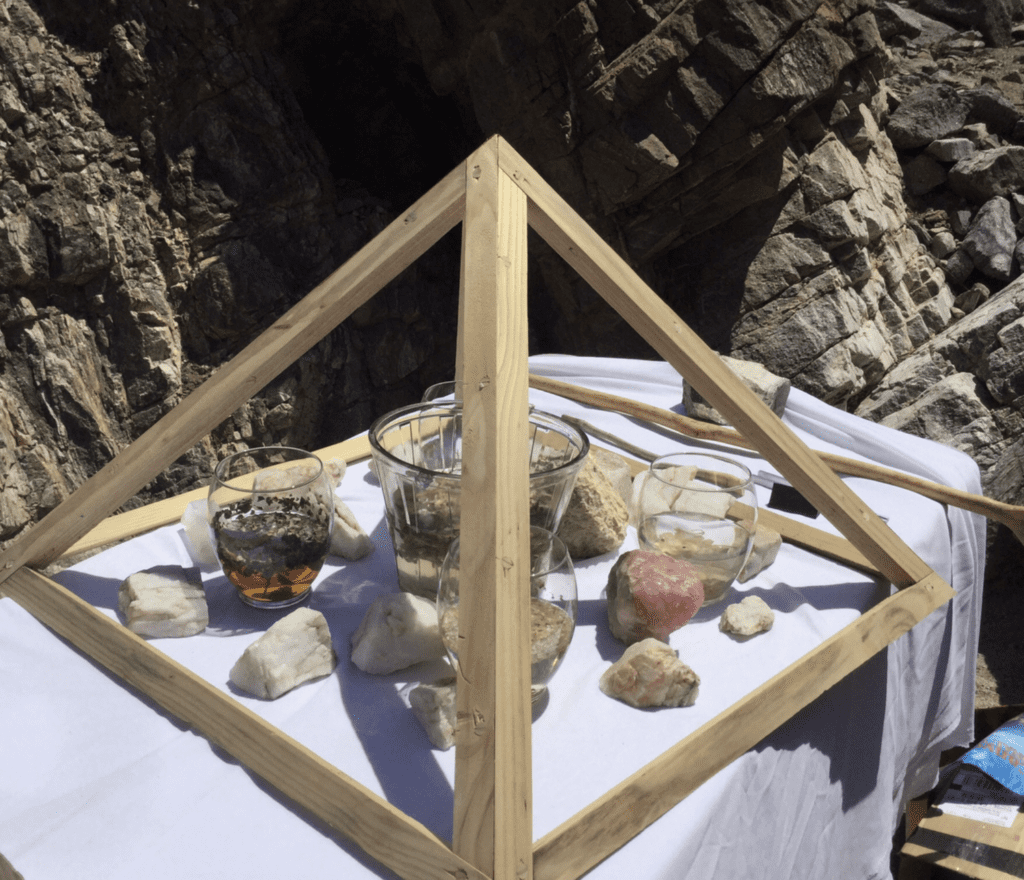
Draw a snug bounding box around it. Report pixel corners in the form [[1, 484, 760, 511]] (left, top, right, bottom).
[[0, 135, 954, 880]]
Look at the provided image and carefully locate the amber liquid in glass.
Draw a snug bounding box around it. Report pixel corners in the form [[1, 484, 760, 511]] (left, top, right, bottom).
[[213, 501, 330, 607]]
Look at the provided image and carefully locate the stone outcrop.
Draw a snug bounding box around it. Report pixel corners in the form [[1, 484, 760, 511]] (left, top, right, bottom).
[[0, 0, 464, 544], [1, 0, 1023, 619]]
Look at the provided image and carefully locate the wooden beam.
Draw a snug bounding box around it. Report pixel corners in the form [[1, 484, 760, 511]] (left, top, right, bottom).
[[499, 143, 932, 589], [532, 571, 956, 880], [56, 434, 374, 561], [0, 166, 465, 580], [452, 139, 534, 879], [0, 567, 488, 880]]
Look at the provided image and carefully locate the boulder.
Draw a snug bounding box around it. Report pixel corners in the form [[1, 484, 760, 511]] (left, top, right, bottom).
[[886, 84, 970, 149], [949, 147, 1024, 203], [962, 197, 1017, 281]]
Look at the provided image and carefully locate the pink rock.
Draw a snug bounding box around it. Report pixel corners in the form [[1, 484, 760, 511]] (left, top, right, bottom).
[[606, 549, 705, 644]]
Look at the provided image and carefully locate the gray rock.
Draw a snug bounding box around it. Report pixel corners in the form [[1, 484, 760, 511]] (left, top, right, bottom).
[[931, 230, 958, 259], [886, 84, 970, 149], [962, 197, 1017, 281], [962, 86, 1023, 137], [875, 2, 958, 46], [917, 0, 1016, 47], [984, 316, 1024, 404], [949, 146, 1024, 202], [926, 138, 977, 163], [904, 154, 948, 195]]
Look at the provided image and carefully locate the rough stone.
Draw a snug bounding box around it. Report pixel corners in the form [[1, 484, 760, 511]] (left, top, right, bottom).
[[599, 638, 700, 708], [409, 678, 457, 750], [557, 455, 629, 559], [949, 146, 1024, 202], [605, 549, 705, 644], [683, 355, 791, 425], [118, 565, 208, 638], [350, 593, 446, 675], [926, 138, 976, 163], [229, 608, 337, 699], [962, 196, 1017, 281], [719, 595, 775, 636], [886, 83, 970, 149]]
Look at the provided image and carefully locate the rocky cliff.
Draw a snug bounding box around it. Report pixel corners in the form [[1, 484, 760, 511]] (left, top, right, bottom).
[[1, 0, 1022, 622]]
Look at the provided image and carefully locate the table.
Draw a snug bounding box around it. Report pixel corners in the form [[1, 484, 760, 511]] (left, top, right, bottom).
[[0, 355, 985, 880]]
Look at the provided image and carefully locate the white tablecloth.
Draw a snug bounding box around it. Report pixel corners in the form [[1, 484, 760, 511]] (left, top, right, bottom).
[[0, 355, 985, 880]]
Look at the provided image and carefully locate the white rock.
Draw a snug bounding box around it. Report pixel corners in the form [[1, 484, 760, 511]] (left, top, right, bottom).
[[350, 592, 446, 674], [557, 455, 629, 560], [330, 497, 374, 559], [591, 446, 632, 506], [684, 355, 791, 425], [599, 638, 700, 708], [629, 465, 731, 527], [409, 678, 457, 750], [229, 607, 337, 699], [719, 595, 775, 637], [118, 565, 208, 638], [180, 499, 219, 568]]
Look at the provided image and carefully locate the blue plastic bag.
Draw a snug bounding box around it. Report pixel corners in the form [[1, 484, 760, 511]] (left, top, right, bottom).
[[962, 714, 1024, 796]]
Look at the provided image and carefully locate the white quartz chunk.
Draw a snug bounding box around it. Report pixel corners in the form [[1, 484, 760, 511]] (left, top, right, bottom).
[[719, 595, 775, 637], [180, 499, 219, 568], [118, 565, 208, 638], [409, 677, 457, 750], [229, 607, 337, 699], [330, 497, 374, 560], [350, 592, 445, 674], [599, 638, 700, 708]]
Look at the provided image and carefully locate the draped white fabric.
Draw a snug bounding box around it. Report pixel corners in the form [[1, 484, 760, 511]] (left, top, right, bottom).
[[0, 355, 984, 880]]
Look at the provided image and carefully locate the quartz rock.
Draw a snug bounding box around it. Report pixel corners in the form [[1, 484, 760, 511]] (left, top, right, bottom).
[[592, 445, 633, 507], [351, 592, 446, 674], [683, 355, 790, 426], [180, 499, 219, 568], [331, 497, 374, 559], [629, 465, 732, 528], [409, 677, 457, 750], [737, 522, 783, 583], [606, 549, 705, 644], [230, 607, 337, 699], [719, 595, 775, 637], [599, 638, 700, 708], [118, 565, 208, 638], [557, 455, 629, 559]]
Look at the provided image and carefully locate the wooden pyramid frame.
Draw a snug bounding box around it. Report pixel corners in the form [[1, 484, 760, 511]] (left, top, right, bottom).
[[0, 136, 954, 880]]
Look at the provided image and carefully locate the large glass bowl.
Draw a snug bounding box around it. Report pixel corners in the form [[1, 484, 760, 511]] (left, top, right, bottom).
[[368, 401, 589, 598]]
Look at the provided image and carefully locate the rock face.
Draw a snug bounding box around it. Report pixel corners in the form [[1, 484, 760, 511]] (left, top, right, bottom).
[[0, 0, 465, 546], [3, 0, 1024, 620]]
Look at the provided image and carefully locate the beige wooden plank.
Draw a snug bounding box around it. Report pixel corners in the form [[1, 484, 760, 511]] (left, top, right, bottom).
[[57, 434, 374, 561], [0, 567, 486, 880], [452, 139, 534, 880], [0, 167, 465, 581], [532, 571, 956, 880], [500, 142, 931, 589]]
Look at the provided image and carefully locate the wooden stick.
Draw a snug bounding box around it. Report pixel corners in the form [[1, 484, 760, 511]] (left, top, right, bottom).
[[530, 373, 1024, 546], [453, 139, 534, 880], [0, 567, 487, 880], [531, 571, 955, 880]]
